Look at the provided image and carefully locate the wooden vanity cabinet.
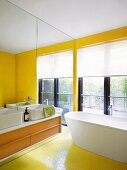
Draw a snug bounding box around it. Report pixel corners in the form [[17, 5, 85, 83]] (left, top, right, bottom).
[[0, 116, 61, 160], [31, 117, 61, 145], [0, 136, 30, 159], [0, 126, 30, 146], [0, 126, 31, 160]]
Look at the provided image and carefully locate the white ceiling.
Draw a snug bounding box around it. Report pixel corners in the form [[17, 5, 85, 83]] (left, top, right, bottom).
[[0, 0, 127, 54], [37, 19, 72, 48], [0, 0, 72, 54], [0, 0, 36, 54], [9, 0, 127, 38]]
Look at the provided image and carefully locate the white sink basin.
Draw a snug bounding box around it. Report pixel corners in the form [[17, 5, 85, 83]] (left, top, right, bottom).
[[29, 107, 63, 121], [0, 109, 22, 130], [6, 103, 41, 111], [6, 103, 63, 121]]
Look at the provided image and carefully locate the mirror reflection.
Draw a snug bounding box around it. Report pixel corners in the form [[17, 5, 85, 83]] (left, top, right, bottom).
[[37, 19, 73, 125], [0, 0, 73, 132]]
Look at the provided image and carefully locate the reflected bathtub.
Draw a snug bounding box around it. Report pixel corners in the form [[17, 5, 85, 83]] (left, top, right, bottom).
[[65, 112, 127, 162]]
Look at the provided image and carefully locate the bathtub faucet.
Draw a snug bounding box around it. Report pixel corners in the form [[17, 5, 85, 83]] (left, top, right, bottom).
[[43, 99, 49, 105], [108, 105, 112, 115]]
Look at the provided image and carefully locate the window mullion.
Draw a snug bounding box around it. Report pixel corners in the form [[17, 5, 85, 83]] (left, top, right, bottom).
[[54, 78, 59, 107], [78, 78, 83, 111], [104, 77, 110, 115], [38, 79, 42, 104]]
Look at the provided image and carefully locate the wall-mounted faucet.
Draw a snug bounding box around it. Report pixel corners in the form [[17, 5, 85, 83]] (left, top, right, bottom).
[[108, 105, 112, 115], [43, 99, 49, 105]]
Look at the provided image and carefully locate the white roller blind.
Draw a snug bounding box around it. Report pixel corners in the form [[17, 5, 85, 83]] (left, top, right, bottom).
[[78, 45, 105, 76], [78, 39, 127, 77], [37, 51, 73, 78], [109, 40, 127, 75]]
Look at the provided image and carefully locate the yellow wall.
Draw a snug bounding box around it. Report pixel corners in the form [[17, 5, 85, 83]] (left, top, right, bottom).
[[37, 40, 74, 56], [0, 51, 15, 106], [15, 50, 37, 103], [76, 26, 127, 48], [15, 26, 127, 110]]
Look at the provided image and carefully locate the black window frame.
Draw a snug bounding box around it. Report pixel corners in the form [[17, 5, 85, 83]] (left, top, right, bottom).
[[78, 77, 111, 115], [38, 78, 73, 125], [38, 78, 73, 105], [38, 78, 57, 106], [78, 76, 127, 115]]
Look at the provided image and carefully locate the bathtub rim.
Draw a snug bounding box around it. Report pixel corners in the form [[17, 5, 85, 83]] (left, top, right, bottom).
[[65, 111, 127, 132]]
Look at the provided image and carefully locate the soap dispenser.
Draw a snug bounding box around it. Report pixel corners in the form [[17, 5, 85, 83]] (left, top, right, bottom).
[[24, 107, 29, 122]]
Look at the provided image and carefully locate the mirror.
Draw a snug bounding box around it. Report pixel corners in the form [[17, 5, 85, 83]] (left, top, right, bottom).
[[0, 0, 73, 128], [37, 18, 72, 48], [0, 0, 37, 107], [37, 19, 73, 125], [0, 0, 37, 54]]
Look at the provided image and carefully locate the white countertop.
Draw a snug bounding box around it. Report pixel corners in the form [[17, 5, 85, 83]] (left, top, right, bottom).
[[0, 114, 61, 134]]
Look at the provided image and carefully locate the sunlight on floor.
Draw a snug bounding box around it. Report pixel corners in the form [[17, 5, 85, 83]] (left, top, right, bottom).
[[0, 126, 127, 170]]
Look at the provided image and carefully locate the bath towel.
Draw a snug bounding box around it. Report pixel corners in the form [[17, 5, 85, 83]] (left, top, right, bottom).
[[16, 102, 31, 106], [43, 105, 55, 117]]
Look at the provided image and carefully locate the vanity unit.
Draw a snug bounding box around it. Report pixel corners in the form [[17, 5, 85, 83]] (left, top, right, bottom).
[[0, 115, 61, 160]]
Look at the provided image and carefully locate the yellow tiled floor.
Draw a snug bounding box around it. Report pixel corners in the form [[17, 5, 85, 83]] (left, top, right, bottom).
[[0, 126, 127, 170]]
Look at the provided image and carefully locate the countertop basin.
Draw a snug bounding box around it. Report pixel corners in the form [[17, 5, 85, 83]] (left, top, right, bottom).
[[0, 109, 22, 130]]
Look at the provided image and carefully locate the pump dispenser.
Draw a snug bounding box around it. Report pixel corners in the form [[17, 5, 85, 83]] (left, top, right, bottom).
[[24, 107, 29, 122]]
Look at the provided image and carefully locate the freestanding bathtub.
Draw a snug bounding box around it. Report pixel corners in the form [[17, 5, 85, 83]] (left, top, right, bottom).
[[65, 112, 127, 162]]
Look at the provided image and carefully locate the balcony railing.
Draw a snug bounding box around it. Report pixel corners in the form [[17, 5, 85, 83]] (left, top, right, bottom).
[[82, 94, 127, 113]]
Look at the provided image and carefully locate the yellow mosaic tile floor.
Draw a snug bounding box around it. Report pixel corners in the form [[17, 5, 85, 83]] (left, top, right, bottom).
[[0, 126, 127, 170]]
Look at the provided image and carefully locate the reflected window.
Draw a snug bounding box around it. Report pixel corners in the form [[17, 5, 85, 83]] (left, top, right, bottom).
[[42, 79, 54, 105], [58, 78, 73, 124], [38, 77, 73, 125]]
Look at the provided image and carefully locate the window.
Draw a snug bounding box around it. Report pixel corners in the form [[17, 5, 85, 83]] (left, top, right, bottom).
[[40, 79, 54, 105], [38, 78, 72, 125], [79, 77, 104, 114], [110, 76, 127, 118], [37, 51, 73, 125], [58, 78, 73, 124], [78, 40, 127, 119]]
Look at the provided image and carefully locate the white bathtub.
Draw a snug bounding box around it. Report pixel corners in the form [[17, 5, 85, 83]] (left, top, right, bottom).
[[65, 112, 127, 162]]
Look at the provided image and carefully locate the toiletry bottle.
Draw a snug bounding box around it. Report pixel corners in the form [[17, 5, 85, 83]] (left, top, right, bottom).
[[24, 107, 29, 122]]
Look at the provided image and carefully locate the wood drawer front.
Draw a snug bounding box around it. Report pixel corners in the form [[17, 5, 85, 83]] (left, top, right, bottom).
[[31, 125, 60, 145], [0, 137, 30, 160], [0, 126, 30, 146], [31, 117, 61, 134]]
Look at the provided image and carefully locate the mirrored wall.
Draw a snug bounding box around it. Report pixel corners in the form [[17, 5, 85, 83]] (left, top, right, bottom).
[[0, 0, 74, 126], [0, 0, 37, 107], [37, 19, 74, 125]]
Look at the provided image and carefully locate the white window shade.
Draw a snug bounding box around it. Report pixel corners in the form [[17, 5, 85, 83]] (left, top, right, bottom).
[[109, 40, 127, 75], [78, 45, 105, 77], [37, 51, 73, 78], [78, 39, 127, 77]]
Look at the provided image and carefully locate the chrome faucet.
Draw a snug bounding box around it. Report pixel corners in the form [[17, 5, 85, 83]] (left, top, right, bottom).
[[43, 99, 49, 105], [108, 105, 112, 115]]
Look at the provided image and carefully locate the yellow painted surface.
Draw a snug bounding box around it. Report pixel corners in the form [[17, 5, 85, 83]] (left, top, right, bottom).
[[15, 50, 37, 103], [73, 40, 78, 111], [0, 51, 15, 106], [1, 127, 127, 170], [76, 26, 127, 48], [37, 40, 74, 56]]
